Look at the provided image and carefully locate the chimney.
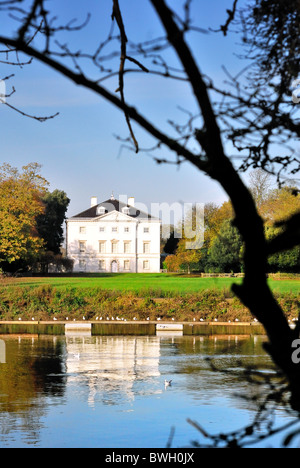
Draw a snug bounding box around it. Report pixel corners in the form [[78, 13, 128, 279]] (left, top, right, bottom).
[[91, 196, 98, 207], [128, 197, 135, 207]]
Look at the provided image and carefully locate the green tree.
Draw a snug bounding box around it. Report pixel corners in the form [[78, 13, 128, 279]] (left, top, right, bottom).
[[36, 189, 70, 255], [210, 220, 243, 273], [266, 225, 300, 273]]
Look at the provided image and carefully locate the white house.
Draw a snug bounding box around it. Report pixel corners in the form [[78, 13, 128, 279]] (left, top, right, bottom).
[[66, 195, 161, 273]]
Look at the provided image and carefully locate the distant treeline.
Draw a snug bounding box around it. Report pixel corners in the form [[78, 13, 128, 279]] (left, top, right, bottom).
[[164, 171, 300, 274]]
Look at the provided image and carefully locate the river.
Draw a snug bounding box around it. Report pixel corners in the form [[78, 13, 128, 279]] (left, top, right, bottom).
[[0, 332, 298, 448]]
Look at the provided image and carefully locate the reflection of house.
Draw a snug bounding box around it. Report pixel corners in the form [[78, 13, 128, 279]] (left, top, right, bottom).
[[66, 336, 161, 406], [66, 195, 161, 273]]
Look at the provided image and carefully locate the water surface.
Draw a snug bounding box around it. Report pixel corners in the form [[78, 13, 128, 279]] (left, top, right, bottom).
[[0, 334, 297, 448]]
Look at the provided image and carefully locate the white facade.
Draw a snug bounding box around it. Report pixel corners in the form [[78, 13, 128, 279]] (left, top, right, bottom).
[[66, 196, 161, 273]]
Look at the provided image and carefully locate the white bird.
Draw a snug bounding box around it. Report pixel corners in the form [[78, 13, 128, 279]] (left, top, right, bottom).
[[66, 317, 69, 321], [53, 317, 58, 321], [164, 380, 172, 387], [18, 317, 22, 321], [200, 318, 204, 322], [193, 318, 196, 322], [147, 317, 150, 321], [214, 318, 218, 322], [235, 318, 239, 322], [100, 317, 103, 320], [172, 318, 175, 321], [83, 317, 86, 321], [32, 318, 35, 321]]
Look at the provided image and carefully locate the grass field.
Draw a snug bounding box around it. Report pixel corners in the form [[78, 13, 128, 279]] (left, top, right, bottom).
[[0, 274, 298, 322], [3, 273, 300, 295]]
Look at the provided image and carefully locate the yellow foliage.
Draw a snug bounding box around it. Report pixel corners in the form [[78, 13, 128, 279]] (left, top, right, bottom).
[[0, 163, 48, 264]]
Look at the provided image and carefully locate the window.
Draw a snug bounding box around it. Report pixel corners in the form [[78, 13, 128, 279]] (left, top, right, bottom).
[[143, 260, 150, 270], [99, 260, 105, 270], [79, 260, 86, 271], [112, 241, 118, 254], [143, 242, 150, 254], [124, 241, 131, 254], [144, 227, 149, 233], [112, 227, 118, 233], [79, 226, 86, 234], [122, 207, 130, 215], [79, 241, 86, 253], [99, 241, 106, 253], [124, 260, 130, 271], [124, 227, 129, 233], [97, 206, 106, 216], [99, 227, 105, 232]]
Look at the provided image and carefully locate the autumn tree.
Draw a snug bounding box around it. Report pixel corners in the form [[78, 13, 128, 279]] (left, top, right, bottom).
[[0, 163, 48, 270]]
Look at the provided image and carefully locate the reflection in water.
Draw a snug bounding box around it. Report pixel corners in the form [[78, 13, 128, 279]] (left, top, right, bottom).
[[66, 336, 161, 407], [0, 333, 296, 448]]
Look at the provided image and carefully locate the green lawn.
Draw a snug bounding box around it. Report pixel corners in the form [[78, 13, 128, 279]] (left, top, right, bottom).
[[3, 273, 300, 295]]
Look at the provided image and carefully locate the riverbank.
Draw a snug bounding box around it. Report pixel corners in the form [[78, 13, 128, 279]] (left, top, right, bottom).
[[0, 283, 298, 323], [0, 320, 266, 336]]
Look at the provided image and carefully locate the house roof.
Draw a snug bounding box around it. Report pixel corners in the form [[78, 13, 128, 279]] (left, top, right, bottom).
[[69, 198, 159, 221]]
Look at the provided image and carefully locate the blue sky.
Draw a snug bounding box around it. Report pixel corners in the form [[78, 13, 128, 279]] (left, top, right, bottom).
[[0, 0, 251, 218]]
